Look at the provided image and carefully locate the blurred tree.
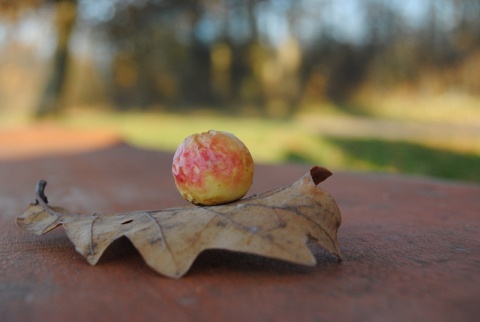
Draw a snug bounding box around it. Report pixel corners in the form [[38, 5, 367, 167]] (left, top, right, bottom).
[[0, 0, 77, 117], [36, 0, 77, 116], [2, 0, 479, 115], [100, 0, 480, 110]]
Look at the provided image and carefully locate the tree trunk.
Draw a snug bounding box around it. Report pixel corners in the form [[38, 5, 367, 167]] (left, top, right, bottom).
[[36, 0, 77, 117]]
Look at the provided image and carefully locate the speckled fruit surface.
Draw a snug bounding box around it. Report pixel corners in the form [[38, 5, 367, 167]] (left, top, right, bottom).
[[172, 130, 254, 205]]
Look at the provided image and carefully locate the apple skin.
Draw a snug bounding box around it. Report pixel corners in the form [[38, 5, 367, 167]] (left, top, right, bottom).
[[172, 130, 254, 206]]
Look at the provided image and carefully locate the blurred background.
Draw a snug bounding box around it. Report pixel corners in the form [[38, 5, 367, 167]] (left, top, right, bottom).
[[1, 0, 479, 182]]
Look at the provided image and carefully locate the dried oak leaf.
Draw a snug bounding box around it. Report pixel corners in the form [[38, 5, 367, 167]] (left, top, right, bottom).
[[16, 166, 342, 278]]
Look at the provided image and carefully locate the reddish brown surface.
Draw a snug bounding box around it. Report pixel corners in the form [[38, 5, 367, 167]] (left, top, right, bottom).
[[1, 128, 480, 322]]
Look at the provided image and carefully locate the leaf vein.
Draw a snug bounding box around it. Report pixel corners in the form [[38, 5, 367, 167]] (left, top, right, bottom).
[[144, 211, 180, 271], [202, 207, 294, 255], [89, 214, 98, 257]]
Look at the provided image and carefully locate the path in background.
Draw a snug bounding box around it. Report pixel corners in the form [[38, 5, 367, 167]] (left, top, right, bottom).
[[299, 115, 480, 144], [300, 116, 480, 157]]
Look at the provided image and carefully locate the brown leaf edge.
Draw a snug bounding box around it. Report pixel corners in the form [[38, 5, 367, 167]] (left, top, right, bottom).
[[16, 166, 342, 278]]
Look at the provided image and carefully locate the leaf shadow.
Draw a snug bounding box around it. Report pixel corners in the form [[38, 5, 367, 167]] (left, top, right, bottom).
[[96, 236, 341, 278], [95, 236, 146, 267], [189, 244, 341, 277]]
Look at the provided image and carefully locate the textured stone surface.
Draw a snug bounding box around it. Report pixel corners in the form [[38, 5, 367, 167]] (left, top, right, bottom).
[[1, 129, 480, 322]]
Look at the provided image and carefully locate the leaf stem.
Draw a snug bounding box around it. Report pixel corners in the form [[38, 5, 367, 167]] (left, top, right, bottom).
[[35, 180, 49, 204]]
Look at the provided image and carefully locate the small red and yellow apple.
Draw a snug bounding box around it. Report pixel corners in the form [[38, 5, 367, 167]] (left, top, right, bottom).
[[172, 130, 254, 206]]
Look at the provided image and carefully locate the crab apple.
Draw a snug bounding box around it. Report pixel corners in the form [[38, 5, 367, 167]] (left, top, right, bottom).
[[172, 130, 254, 206]]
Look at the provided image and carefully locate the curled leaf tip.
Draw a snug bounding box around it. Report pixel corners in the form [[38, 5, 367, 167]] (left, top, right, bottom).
[[35, 179, 48, 204], [310, 166, 332, 185]]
